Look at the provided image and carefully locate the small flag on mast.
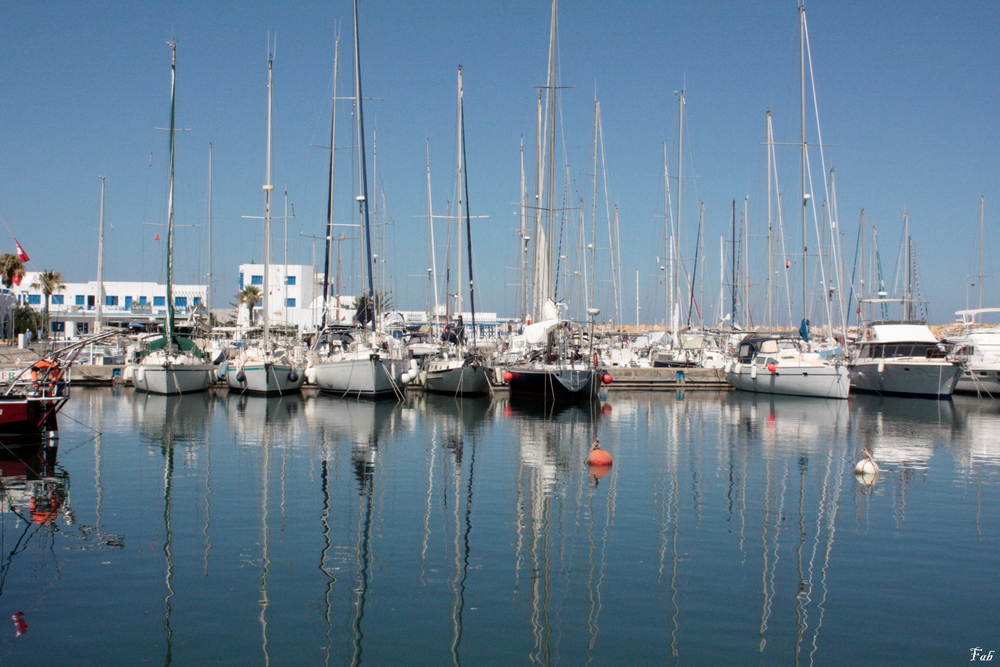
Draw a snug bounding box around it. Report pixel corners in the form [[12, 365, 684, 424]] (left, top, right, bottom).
[[12, 273, 22, 286], [15, 241, 29, 263], [154, 233, 160, 241]]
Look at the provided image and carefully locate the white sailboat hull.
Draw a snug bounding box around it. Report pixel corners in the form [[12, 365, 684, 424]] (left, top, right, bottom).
[[850, 360, 964, 399], [313, 355, 406, 398], [725, 363, 850, 399], [132, 358, 214, 395], [226, 363, 304, 395]]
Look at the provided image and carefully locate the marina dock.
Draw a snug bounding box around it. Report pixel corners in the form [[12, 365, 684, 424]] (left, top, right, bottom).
[[62, 363, 732, 391]]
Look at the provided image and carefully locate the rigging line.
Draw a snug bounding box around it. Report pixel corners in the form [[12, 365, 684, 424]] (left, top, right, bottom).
[[804, 14, 847, 337]]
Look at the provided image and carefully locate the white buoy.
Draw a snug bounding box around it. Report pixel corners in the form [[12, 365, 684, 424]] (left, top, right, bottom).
[[854, 447, 879, 475]]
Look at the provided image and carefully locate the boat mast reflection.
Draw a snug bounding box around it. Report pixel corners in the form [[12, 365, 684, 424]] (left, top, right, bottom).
[[137, 391, 213, 667], [508, 397, 605, 663]]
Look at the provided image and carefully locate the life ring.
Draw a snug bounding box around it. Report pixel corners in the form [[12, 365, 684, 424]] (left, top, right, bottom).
[[30, 359, 59, 384], [865, 329, 872, 340]]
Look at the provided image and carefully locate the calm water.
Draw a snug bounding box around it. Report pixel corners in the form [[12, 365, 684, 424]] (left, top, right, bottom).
[[2, 386, 999, 665]]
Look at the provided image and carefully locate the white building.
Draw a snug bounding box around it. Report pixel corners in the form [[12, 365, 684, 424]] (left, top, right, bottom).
[[11, 264, 514, 340], [236, 263, 330, 331], [11, 272, 207, 339]]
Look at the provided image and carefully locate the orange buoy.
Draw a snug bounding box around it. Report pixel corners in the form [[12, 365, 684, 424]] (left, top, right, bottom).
[[502, 370, 514, 383], [767, 363, 777, 373], [586, 439, 613, 466], [601, 373, 613, 385]]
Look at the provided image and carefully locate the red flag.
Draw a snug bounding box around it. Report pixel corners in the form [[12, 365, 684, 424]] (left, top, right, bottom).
[[154, 233, 160, 241], [12, 273, 21, 286], [15, 241, 28, 263]]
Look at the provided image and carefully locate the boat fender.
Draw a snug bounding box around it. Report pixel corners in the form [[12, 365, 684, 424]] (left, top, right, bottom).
[[877, 360, 885, 374], [305, 367, 317, 384], [750, 364, 758, 380], [288, 370, 299, 383], [123, 365, 135, 382], [236, 370, 247, 383], [400, 371, 412, 384], [592, 352, 599, 367], [136, 366, 146, 384], [218, 360, 229, 379]]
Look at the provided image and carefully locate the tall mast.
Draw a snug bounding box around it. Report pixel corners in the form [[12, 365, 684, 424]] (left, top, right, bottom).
[[262, 53, 275, 347], [353, 0, 376, 337], [766, 110, 774, 329], [321, 34, 340, 329], [459, 66, 478, 348], [675, 90, 685, 326], [206, 143, 214, 316], [518, 137, 528, 322], [96, 175, 106, 332], [543, 0, 558, 312], [530, 88, 543, 322], [454, 66, 466, 317], [425, 140, 440, 325], [664, 142, 673, 332], [165, 41, 178, 341], [530, 0, 559, 323], [590, 98, 599, 310], [730, 199, 737, 327], [903, 212, 913, 320], [799, 4, 809, 322]]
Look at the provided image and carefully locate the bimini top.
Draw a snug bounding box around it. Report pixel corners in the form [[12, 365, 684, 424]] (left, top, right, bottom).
[[862, 322, 937, 344]]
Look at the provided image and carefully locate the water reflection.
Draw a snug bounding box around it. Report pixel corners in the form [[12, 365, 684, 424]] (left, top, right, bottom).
[[0, 442, 68, 598], [12, 388, 1000, 664]]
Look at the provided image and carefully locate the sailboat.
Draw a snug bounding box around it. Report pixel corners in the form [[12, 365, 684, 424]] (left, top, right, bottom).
[[132, 42, 215, 396], [224, 52, 304, 396], [502, 0, 609, 403], [724, 5, 849, 400], [423, 66, 490, 397], [306, 0, 411, 399]]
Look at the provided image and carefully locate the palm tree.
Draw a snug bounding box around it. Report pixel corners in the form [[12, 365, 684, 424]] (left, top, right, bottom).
[[0, 253, 25, 290], [237, 285, 262, 326], [30, 270, 65, 339], [352, 290, 395, 324]]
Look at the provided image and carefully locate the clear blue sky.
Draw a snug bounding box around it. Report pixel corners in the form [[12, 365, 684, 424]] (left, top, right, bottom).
[[2, 1, 998, 326]]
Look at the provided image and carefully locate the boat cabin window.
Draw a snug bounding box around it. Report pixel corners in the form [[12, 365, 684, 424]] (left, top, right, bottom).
[[861, 342, 943, 359], [737, 343, 754, 363]]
